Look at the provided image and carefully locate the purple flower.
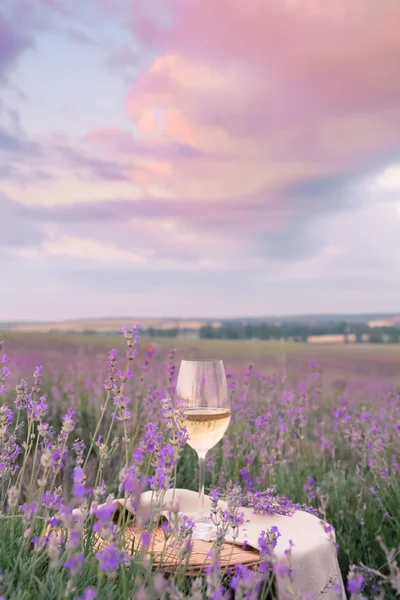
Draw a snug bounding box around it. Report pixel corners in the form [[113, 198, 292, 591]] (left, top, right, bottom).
[[0, 351, 10, 396], [62, 409, 76, 434], [75, 587, 96, 600], [138, 423, 160, 455], [21, 501, 38, 521], [161, 521, 172, 534], [140, 530, 151, 549], [118, 466, 144, 500], [42, 490, 63, 510], [73, 467, 85, 483], [51, 448, 68, 470], [32, 535, 48, 547], [93, 501, 115, 522], [112, 395, 131, 422], [15, 379, 30, 411], [65, 552, 84, 572], [95, 545, 130, 572], [230, 564, 253, 590], [133, 447, 144, 463], [72, 440, 86, 466], [32, 396, 48, 422], [304, 476, 314, 490], [258, 527, 281, 555], [304, 476, 317, 501], [0, 405, 13, 427], [347, 573, 365, 594], [73, 482, 89, 498], [121, 323, 139, 336]]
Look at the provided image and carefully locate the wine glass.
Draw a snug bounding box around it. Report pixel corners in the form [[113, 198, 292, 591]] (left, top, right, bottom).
[[176, 359, 231, 540]]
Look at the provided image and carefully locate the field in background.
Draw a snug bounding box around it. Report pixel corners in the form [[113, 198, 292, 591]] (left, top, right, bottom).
[[1, 317, 218, 333], [1, 328, 399, 597], [3, 330, 400, 385]]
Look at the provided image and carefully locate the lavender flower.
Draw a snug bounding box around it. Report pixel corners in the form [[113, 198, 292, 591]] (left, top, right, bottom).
[[15, 379, 30, 411], [20, 501, 38, 523], [149, 442, 176, 493], [258, 526, 281, 554], [32, 365, 44, 393], [347, 573, 365, 594], [72, 466, 91, 498], [161, 396, 189, 448], [74, 587, 96, 600], [104, 349, 118, 392], [112, 394, 131, 422], [304, 476, 317, 501], [0, 349, 10, 396], [140, 530, 151, 550], [95, 544, 131, 572], [72, 439, 86, 466], [62, 409, 76, 435], [31, 396, 48, 422], [0, 405, 21, 481], [64, 552, 84, 573]]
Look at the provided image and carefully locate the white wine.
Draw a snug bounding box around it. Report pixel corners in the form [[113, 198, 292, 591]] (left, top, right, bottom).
[[184, 407, 231, 452]]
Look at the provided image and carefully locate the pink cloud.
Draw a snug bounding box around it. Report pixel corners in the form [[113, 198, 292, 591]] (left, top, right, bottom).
[[138, 109, 158, 134], [125, 0, 400, 162], [131, 0, 400, 108], [83, 127, 136, 151], [93, 0, 400, 243], [77, 0, 400, 248]]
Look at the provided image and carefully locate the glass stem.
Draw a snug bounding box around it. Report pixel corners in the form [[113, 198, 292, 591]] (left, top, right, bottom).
[[197, 451, 207, 521]]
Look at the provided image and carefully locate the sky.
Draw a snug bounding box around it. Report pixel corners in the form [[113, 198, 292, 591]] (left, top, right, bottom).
[[1, 0, 400, 321]]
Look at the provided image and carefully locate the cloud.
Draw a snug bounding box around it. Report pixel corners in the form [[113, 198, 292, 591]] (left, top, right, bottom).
[[54, 144, 133, 182], [19, 233, 148, 265], [104, 45, 141, 74], [82, 126, 206, 161], [41, 0, 71, 18], [62, 27, 100, 47], [130, 0, 400, 119], [3, 158, 400, 273], [120, 0, 400, 203], [0, 126, 43, 155], [0, 194, 46, 249], [0, 11, 34, 79], [0, 123, 55, 186]]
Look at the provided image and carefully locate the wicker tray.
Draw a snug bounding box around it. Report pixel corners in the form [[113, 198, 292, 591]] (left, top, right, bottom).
[[95, 524, 260, 575], [44, 519, 260, 576]]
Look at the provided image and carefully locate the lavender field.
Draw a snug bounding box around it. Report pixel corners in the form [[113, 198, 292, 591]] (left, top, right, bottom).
[[0, 328, 399, 600]]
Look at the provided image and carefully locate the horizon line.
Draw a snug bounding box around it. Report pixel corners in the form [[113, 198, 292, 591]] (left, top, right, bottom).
[[2, 311, 400, 325]]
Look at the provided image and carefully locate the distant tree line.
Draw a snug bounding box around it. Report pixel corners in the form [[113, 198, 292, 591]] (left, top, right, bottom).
[[146, 328, 179, 338], [76, 323, 400, 344], [199, 322, 400, 343]]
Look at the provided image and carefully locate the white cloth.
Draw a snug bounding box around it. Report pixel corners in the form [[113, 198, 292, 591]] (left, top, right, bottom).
[[80, 488, 346, 600], [143, 489, 346, 600]]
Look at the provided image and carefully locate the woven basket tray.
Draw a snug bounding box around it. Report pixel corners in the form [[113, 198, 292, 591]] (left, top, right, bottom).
[[95, 524, 260, 575], [44, 521, 260, 576]]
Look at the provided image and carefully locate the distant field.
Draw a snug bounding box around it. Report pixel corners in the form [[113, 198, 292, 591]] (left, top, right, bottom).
[[2, 330, 400, 386], [2, 316, 219, 333]]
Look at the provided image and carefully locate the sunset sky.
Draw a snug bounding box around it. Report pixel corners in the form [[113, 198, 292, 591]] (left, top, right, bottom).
[[1, 0, 400, 321]]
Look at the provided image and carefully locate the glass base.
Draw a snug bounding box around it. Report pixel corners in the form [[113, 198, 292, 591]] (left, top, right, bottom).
[[192, 520, 217, 541]]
